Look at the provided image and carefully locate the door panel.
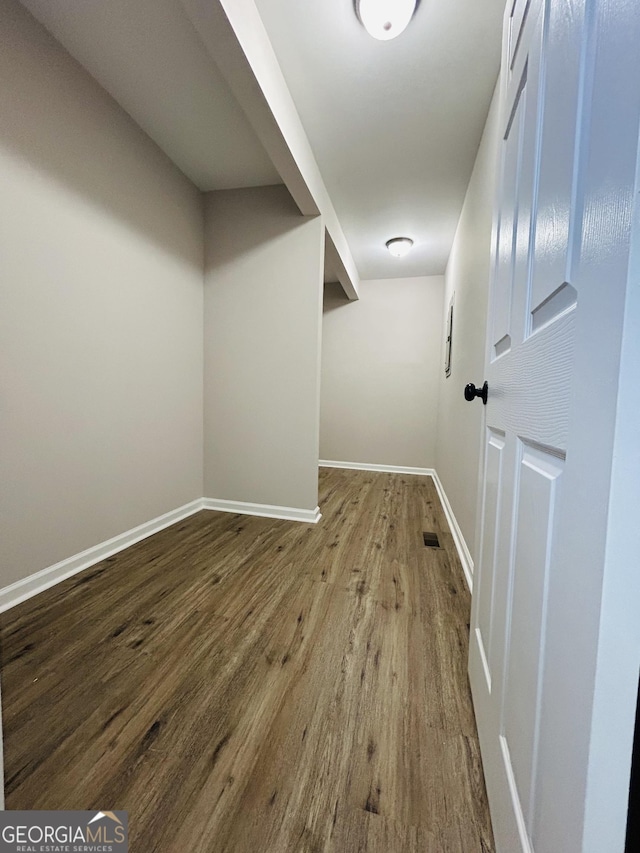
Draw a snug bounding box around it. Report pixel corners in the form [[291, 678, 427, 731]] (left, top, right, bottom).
[[503, 442, 564, 828], [476, 429, 506, 687], [492, 79, 524, 357], [529, 0, 585, 319]]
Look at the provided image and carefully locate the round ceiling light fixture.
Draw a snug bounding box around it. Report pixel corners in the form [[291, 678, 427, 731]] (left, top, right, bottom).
[[355, 0, 418, 42], [386, 237, 414, 257]]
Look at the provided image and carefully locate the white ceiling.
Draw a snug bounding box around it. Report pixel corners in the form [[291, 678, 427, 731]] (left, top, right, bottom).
[[254, 0, 506, 279], [20, 0, 505, 282], [20, 0, 280, 190]]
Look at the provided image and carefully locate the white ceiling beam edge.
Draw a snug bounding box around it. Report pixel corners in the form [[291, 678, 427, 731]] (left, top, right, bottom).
[[180, 0, 360, 301], [324, 232, 359, 301]]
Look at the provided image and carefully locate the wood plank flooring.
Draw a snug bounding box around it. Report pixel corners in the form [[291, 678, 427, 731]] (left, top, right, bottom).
[[0, 469, 494, 852]]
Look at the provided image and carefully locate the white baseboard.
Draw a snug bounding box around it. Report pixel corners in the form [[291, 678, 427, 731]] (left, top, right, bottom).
[[431, 470, 474, 592], [0, 474, 467, 614], [319, 460, 435, 477], [0, 495, 321, 615], [0, 499, 205, 614], [202, 498, 321, 524]]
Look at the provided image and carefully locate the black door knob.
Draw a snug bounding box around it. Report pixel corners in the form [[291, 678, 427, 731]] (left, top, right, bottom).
[[464, 381, 488, 405]]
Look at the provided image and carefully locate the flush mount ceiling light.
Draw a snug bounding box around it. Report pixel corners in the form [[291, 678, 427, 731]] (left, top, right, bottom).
[[355, 0, 418, 41], [386, 237, 414, 257]]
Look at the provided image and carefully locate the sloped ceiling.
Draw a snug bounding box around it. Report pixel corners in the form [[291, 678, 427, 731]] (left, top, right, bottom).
[[20, 0, 280, 190]]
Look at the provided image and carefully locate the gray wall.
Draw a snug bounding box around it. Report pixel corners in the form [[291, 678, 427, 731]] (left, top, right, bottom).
[[0, 0, 204, 588], [203, 186, 324, 512], [435, 83, 501, 560], [0, 0, 500, 593], [320, 276, 444, 469]]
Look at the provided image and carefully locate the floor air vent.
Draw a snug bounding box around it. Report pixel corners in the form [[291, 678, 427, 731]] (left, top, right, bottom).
[[423, 532, 440, 548]]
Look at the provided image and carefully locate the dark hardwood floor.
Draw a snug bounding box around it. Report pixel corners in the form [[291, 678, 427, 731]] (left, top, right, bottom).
[[0, 468, 494, 852]]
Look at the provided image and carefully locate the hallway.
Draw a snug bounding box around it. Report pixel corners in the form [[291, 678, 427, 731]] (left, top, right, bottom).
[[0, 469, 493, 851]]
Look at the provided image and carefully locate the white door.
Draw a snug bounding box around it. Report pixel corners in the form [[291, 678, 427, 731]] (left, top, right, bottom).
[[469, 0, 640, 851]]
